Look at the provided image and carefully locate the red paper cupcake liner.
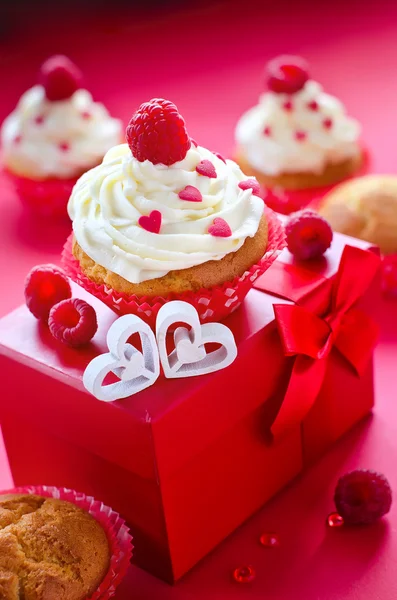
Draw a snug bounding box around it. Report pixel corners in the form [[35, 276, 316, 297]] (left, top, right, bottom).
[[5, 169, 77, 219], [2, 485, 133, 600], [263, 146, 371, 216], [62, 208, 285, 329]]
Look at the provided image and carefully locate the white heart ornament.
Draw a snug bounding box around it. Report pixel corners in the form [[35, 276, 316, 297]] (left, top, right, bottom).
[[156, 301, 237, 378], [83, 314, 160, 402]]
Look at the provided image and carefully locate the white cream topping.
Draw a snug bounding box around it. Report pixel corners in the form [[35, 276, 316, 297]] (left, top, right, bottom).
[[1, 85, 122, 179], [68, 143, 264, 284], [235, 81, 361, 176]]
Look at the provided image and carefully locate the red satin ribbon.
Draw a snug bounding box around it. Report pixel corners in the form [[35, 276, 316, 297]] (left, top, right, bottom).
[[272, 245, 380, 440]]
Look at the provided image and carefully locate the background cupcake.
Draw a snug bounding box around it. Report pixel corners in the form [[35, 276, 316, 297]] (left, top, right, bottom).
[[235, 55, 363, 191], [64, 98, 284, 326], [1, 55, 122, 219]]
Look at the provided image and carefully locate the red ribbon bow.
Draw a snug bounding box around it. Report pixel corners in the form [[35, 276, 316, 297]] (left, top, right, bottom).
[[272, 245, 380, 440]]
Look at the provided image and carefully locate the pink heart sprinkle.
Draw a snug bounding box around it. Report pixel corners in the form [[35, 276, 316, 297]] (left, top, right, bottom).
[[238, 178, 261, 197], [178, 185, 203, 202], [213, 152, 226, 164], [208, 217, 232, 238], [138, 210, 162, 233], [196, 160, 217, 178]]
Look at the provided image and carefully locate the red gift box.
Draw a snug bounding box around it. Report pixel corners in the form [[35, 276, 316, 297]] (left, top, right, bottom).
[[0, 232, 380, 583]]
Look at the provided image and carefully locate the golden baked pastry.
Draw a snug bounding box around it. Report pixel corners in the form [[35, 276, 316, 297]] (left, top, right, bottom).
[[72, 213, 268, 297], [0, 494, 110, 600], [319, 175, 397, 254], [236, 150, 363, 191]]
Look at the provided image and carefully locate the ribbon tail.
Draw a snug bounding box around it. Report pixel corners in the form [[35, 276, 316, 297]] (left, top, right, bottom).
[[271, 355, 328, 441]]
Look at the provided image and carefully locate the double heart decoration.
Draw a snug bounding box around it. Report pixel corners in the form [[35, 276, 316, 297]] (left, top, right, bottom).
[[271, 244, 381, 441], [83, 301, 237, 402]]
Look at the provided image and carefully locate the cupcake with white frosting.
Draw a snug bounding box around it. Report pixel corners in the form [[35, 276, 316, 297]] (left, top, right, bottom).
[[64, 98, 282, 325], [235, 55, 363, 191], [1, 55, 122, 218]]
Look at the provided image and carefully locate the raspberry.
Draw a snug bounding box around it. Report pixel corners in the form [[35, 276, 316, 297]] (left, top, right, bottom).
[[238, 178, 261, 197], [286, 210, 333, 260], [126, 98, 191, 166], [49, 298, 98, 348], [334, 470, 392, 525], [39, 55, 82, 102], [25, 264, 72, 321], [266, 55, 309, 95]]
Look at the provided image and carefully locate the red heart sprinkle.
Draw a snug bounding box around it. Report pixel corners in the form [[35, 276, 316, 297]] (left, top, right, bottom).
[[295, 130, 307, 142], [178, 185, 203, 202], [213, 152, 226, 164], [138, 210, 162, 233], [238, 178, 261, 197], [208, 217, 232, 237], [307, 100, 319, 111], [196, 160, 217, 178]]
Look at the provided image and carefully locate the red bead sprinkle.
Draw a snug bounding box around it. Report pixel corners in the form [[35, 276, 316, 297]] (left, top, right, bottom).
[[34, 115, 45, 125], [323, 118, 333, 130], [283, 100, 293, 112], [59, 142, 70, 152], [307, 100, 319, 111], [327, 512, 345, 528], [81, 110, 92, 120], [259, 532, 280, 547], [233, 566, 256, 584], [263, 125, 272, 136], [295, 130, 307, 142]]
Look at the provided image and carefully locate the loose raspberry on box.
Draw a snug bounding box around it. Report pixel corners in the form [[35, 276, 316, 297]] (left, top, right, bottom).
[[334, 470, 392, 525], [286, 209, 333, 260], [25, 264, 72, 321], [39, 55, 82, 102], [49, 298, 98, 348], [126, 98, 191, 166]]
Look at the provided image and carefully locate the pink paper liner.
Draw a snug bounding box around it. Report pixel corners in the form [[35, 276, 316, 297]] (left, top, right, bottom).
[[263, 146, 371, 216], [1, 485, 133, 600], [62, 208, 285, 328], [5, 169, 77, 219]]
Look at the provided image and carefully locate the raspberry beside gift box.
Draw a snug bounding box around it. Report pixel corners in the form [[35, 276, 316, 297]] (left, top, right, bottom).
[[0, 228, 381, 583]]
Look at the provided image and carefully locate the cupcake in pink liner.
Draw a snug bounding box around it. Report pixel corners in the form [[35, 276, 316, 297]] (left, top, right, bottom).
[[1, 55, 122, 219], [64, 98, 285, 327], [0, 485, 132, 600], [235, 56, 368, 213]]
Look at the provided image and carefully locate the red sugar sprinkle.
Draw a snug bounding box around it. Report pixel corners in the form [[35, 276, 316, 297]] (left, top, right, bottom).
[[283, 100, 293, 112], [323, 118, 333, 130], [196, 159, 217, 178], [263, 126, 272, 136], [59, 142, 70, 152], [138, 209, 162, 234], [208, 217, 232, 238], [307, 100, 319, 111], [295, 130, 307, 142], [178, 185, 203, 202]]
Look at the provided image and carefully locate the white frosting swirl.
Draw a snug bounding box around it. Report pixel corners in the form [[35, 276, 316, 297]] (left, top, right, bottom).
[[1, 85, 122, 179], [68, 143, 264, 284], [235, 81, 361, 176]]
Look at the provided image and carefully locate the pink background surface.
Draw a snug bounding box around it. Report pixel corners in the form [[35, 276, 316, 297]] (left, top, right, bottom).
[[1, 0, 397, 597]]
